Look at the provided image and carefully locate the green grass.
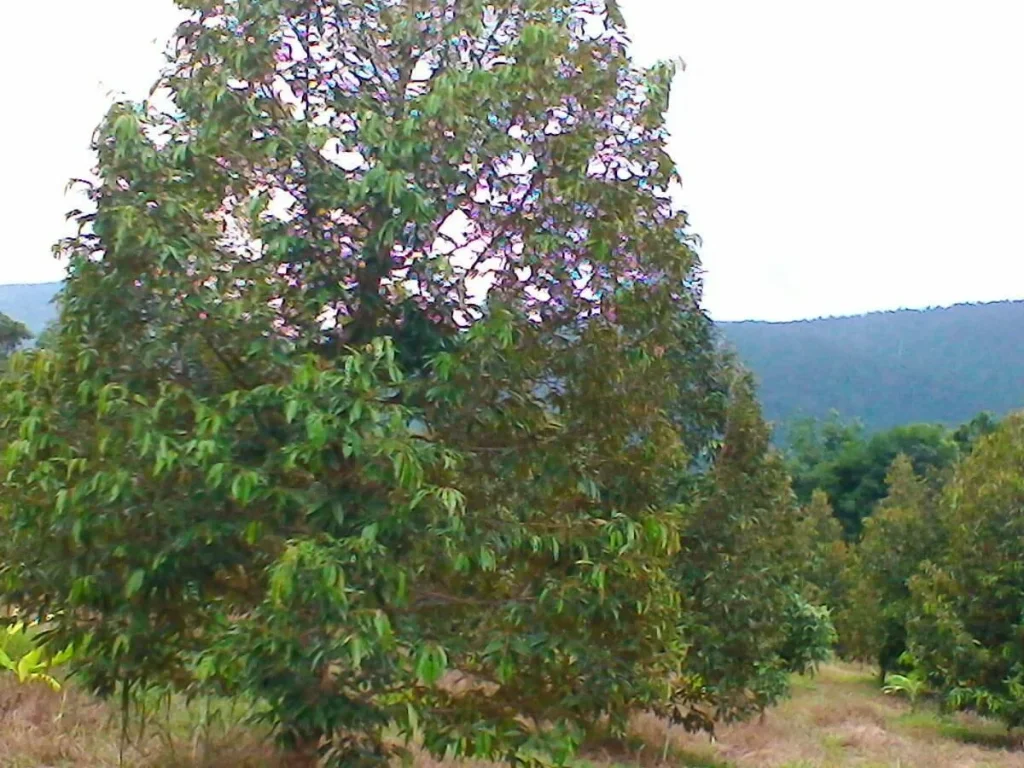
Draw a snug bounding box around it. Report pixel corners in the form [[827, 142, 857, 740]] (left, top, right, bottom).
[[895, 709, 1019, 749]]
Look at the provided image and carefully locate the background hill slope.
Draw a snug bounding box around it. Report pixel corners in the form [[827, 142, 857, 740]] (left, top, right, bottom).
[[720, 300, 1024, 432], [0, 282, 62, 337], [2, 282, 1021, 432]]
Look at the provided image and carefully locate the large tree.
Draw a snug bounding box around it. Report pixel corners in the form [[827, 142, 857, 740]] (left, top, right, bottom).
[[0, 0, 816, 764]]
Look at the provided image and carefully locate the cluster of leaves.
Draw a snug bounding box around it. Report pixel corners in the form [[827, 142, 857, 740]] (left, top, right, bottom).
[[0, 619, 76, 690], [0, 0, 832, 764], [881, 671, 927, 712]]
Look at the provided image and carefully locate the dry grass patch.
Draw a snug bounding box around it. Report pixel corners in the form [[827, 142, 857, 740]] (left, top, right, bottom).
[[637, 662, 1024, 768], [5, 661, 1024, 768], [0, 676, 288, 768]]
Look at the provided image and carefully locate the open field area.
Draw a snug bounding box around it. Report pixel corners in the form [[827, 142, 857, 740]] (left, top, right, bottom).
[[3, 663, 1023, 768]]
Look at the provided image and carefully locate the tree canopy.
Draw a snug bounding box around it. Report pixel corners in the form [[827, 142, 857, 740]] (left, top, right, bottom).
[[785, 414, 963, 537], [906, 414, 1024, 728]]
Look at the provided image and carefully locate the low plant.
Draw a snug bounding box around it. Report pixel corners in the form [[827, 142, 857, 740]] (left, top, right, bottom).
[[883, 671, 928, 711], [0, 620, 76, 690]]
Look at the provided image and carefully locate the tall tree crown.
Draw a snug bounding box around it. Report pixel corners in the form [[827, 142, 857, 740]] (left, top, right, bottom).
[[64, 0, 699, 366]]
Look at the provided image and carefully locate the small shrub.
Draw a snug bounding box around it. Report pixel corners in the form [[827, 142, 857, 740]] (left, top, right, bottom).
[[882, 672, 927, 711], [0, 621, 75, 690]]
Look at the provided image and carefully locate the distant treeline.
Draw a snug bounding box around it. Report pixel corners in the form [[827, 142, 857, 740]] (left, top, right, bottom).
[[782, 410, 998, 537]]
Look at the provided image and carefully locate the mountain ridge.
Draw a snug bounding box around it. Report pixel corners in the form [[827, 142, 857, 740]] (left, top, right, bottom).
[[720, 299, 1024, 432], [2, 281, 1021, 432]]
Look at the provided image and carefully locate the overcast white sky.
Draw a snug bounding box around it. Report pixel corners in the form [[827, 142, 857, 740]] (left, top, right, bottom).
[[2, 1, 1022, 322]]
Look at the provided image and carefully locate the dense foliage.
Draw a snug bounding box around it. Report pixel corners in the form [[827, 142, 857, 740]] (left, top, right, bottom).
[[905, 415, 1024, 728], [842, 455, 941, 680], [780, 408, 1024, 732], [10, 0, 1020, 756], [785, 414, 960, 537], [674, 374, 834, 727], [796, 490, 848, 633], [0, 0, 832, 764]]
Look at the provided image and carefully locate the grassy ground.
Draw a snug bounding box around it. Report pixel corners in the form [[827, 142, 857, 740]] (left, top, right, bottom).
[[1, 662, 1022, 767], [652, 663, 1024, 768]]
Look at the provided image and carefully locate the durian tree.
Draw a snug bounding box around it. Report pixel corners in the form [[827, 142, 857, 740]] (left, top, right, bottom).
[[845, 454, 942, 682], [673, 373, 834, 727], [0, 0, 822, 764], [906, 414, 1024, 728]]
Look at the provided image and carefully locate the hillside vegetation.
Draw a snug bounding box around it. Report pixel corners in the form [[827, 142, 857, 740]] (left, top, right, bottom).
[[721, 301, 1024, 433], [7, 282, 1021, 433]]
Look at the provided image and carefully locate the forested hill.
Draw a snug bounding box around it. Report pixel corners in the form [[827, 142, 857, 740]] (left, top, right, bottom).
[[720, 300, 1024, 433], [3, 282, 1022, 432]]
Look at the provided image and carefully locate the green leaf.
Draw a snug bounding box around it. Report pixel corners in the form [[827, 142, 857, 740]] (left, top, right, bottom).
[[125, 569, 146, 598], [306, 412, 327, 447], [349, 635, 365, 668], [373, 611, 391, 639], [244, 521, 262, 545], [415, 644, 448, 686]]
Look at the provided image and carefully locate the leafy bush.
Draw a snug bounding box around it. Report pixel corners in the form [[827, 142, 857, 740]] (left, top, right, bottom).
[[0, 620, 76, 690], [882, 670, 927, 711], [906, 414, 1024, 729]]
